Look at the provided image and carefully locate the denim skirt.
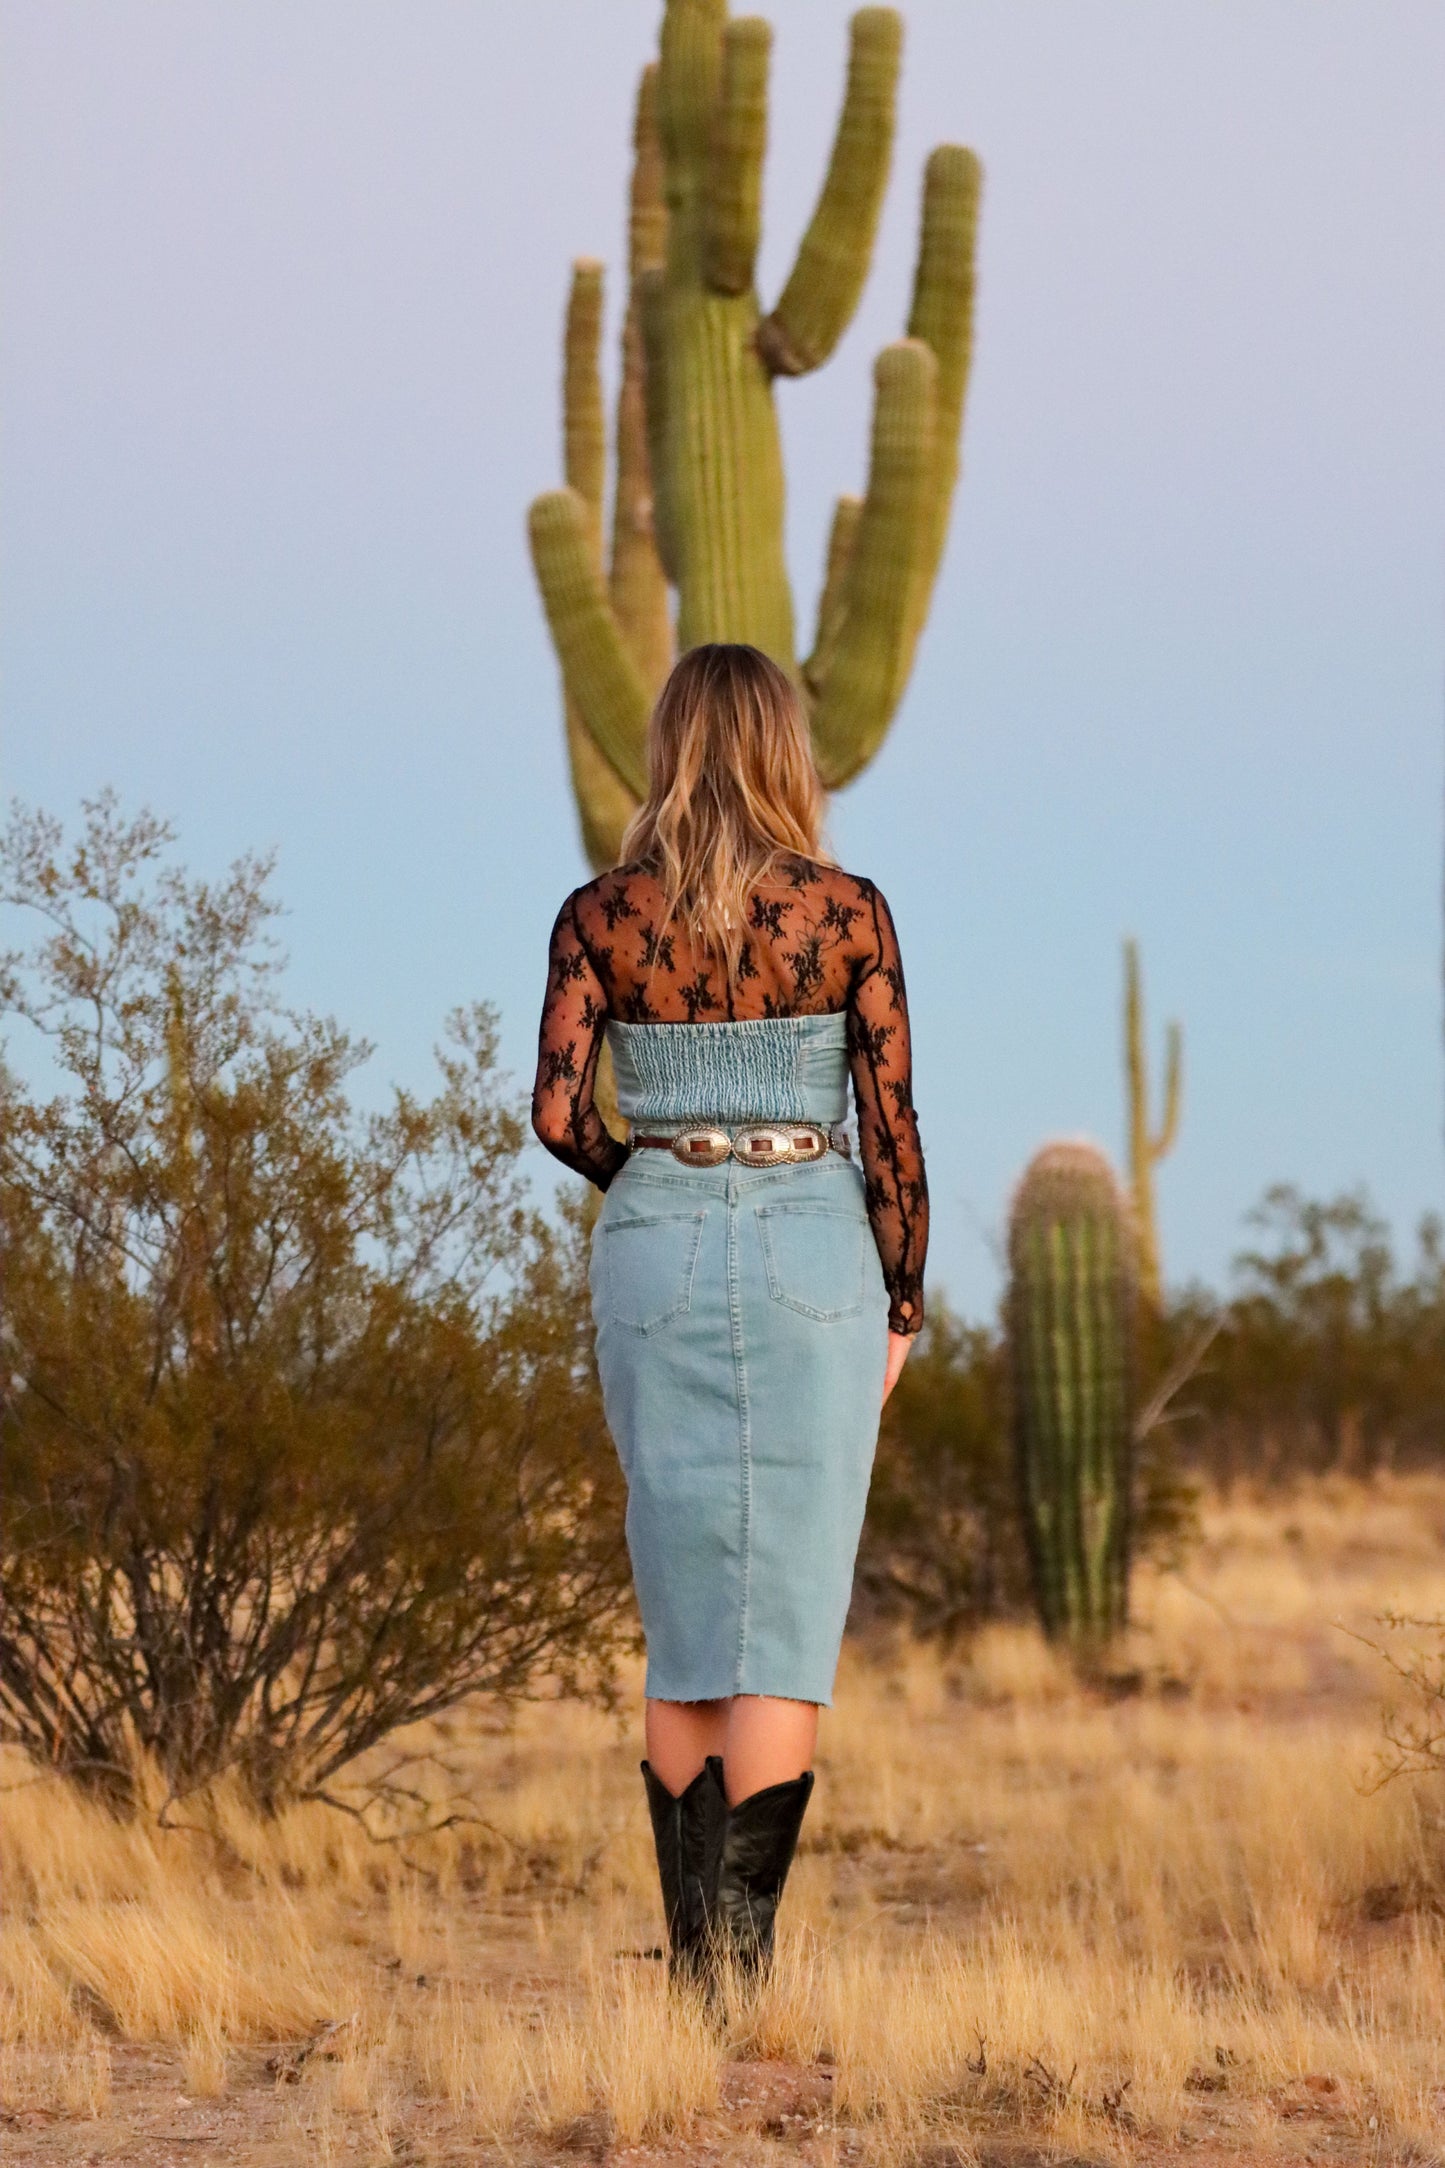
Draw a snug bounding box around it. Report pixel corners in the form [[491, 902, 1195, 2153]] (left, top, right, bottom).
[[589, 1146, 891, 1706]]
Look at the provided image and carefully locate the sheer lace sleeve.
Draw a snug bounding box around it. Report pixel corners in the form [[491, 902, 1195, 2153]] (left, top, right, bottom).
[[531, 893, 629, 1191], [847, 884, 929, 1335]]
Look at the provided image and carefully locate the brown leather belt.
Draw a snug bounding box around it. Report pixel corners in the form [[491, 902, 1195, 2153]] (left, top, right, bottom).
[[629, 1122, 850, 1168]]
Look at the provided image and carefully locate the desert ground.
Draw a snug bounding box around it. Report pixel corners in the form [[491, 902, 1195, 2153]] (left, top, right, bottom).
[[4, 1476, 1445, 2168]]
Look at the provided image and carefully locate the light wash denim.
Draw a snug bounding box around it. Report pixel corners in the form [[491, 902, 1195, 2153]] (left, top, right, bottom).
[[590, 1014, 890, 1706]]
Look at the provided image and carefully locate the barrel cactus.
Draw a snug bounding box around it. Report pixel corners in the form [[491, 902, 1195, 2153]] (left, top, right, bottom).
[[529, 0, 983, 869], [1007, 1141, 1139, 1649]]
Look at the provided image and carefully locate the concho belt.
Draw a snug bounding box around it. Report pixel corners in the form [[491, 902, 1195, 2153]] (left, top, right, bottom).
[[629, 1122, 850, 1168]]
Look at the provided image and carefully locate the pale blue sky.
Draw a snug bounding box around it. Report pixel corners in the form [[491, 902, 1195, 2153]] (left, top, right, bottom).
[[4, 3, 1442, 1314]]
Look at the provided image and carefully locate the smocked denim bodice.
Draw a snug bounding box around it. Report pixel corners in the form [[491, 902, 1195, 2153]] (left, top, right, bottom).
[[605, 1011, 850, 1129]]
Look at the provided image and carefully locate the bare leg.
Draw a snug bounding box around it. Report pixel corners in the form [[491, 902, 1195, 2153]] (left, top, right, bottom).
[[645, 1693, 819, 1802], [722, 1694, 819, 1805], [645, 1697, 729, 1795], [645, 1694, 819, 1800]]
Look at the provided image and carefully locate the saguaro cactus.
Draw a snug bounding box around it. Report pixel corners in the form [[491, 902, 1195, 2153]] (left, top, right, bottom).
[[1123, 938, 1182, 1309], [1007, 1141, 1138, 1649], [529, 1, 983, 868]]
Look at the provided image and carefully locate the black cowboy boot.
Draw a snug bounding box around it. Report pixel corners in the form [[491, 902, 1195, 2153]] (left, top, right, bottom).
[[704, 1754, 814, 1982], [641, 1760, 719, 1985]]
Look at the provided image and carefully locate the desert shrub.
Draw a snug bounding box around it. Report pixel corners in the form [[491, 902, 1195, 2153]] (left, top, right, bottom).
[[0, 796, 633, 1811], [854, 1302, 1027, 1637], [1165, 1187, 1445, 1482]]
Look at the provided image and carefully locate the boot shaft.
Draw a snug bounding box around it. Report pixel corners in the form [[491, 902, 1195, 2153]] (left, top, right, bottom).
[[641, 1759, 721, 1982], [705, 1754, 814, 1977]]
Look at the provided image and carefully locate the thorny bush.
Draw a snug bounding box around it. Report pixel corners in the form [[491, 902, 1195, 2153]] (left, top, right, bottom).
[[0, 795, 633, 1812]]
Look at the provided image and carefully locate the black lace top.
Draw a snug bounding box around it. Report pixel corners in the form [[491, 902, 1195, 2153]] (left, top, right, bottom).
[[531, 854, 928, 1335]]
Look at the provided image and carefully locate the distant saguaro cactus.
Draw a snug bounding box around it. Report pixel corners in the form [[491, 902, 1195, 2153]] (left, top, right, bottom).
[[529, 0, 983, 869], [1007, 1141, 1139, 1649], [1123, 938, 1182, 1308]]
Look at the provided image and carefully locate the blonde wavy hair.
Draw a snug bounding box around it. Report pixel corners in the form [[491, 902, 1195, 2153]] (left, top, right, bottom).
[[618, 644, 831, 994]]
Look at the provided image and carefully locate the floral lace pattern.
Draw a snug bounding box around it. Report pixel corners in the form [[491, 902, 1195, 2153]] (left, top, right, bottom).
[[531, 855, 928, 1335]]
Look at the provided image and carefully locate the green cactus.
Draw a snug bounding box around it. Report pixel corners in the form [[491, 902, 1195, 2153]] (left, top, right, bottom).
[[1123, 937, 1182, 1309], [1007, 1141, 1139, 1649], [529, 1, 983, 869]]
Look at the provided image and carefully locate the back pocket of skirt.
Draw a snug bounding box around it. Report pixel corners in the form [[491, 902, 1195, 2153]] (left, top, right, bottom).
[[755, 1203, 866, 1321], [598, 1210, 707, 1334]]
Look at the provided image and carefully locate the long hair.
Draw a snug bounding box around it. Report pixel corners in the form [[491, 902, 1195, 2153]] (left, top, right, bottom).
[[618, 643, 830, 992]]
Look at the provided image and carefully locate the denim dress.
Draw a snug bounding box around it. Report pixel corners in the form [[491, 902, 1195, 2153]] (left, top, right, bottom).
[[589, 1012, 891, 1707]]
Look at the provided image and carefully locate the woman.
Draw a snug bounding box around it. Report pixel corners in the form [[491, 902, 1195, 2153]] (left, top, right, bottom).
[[531, 642, 928, 1988]]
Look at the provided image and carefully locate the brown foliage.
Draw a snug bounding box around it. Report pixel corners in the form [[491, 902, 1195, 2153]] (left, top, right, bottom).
[[1165, 1186, 1445, 1481], [0, 795, 633, 1811], [855, 1305, 1027, 1637]]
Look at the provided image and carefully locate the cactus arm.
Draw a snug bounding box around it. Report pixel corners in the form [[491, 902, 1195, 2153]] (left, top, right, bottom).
[[808, 339, 935, 787], [804, 493, 862, 690], [658, 0, 727, 266], [902, 144, 983, 647], [563, 706, 640, 870], [1124, 935, 1157, 1302], [628, 62, 668, 284], [529, 490, 651, 801], [611, 299, 672, 690], [704, 17, 771, 295], [1125, 937, 1148, 1177], [805, 149, 981, 770], [1153, 1020, 1184, 1157], [563, 261, 607, 563], [1123, 939, 1182, 1306], [556, 259, 640, 866], [817, 493, 863, 629], [756, 7, 902, 377], [611, 65, 673, 692], [638, 268, 681, 586]]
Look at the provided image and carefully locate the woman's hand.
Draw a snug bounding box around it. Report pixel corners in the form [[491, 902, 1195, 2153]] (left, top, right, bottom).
[[881, 1329, 916, 1407]]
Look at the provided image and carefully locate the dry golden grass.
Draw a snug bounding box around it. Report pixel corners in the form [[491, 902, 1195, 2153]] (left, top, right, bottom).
[[3, 1472, 1445, 2163]]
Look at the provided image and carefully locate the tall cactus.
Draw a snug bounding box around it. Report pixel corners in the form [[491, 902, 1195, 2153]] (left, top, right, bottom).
[[1007, 1141, 1138, 1649], [1123, 938, 1182, 1309], [529, 1, 983, 869]]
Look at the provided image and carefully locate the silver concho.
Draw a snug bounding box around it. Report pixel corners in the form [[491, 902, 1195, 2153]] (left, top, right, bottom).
[[668, 1127, 732, 1166]]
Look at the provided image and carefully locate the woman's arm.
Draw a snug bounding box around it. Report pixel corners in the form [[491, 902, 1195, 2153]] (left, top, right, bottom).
[[531, 893, 629, 1190], [846, 883, 929, 1338]]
